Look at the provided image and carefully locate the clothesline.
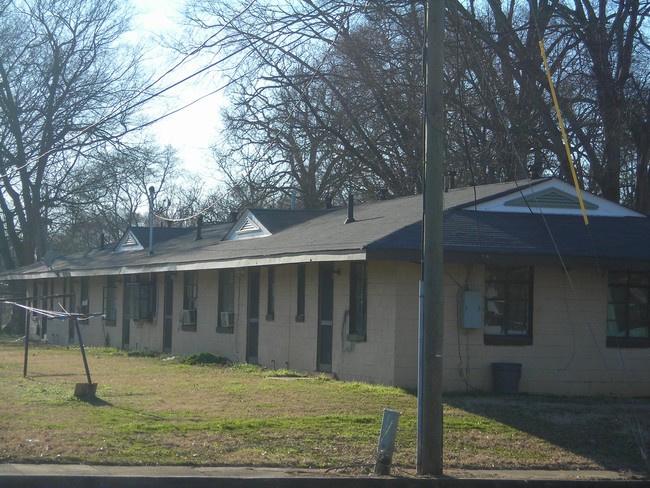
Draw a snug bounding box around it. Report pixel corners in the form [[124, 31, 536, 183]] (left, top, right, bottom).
[[6, 301, 103, 322]]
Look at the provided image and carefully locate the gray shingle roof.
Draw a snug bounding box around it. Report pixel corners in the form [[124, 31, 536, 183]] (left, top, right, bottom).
[[3, 178, 649, 280]]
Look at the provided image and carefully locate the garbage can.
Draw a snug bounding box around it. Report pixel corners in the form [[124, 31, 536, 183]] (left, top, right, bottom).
[[491, 362, 521, 394]]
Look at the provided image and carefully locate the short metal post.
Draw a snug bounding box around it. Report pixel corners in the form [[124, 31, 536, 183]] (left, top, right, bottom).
[[374, 408, 400, 475]]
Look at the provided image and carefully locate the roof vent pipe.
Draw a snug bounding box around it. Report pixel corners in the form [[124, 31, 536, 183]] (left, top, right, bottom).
[[345, 193, 355, 224], [100, 232, 105, 251], [195, 215, 203, 241], [148, 186, 155, 255]]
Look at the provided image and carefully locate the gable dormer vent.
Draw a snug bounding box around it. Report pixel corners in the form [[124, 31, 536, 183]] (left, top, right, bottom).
[[237, 218, 260, 234], [505, 188, 598, 210], [115, 230, 144, 252], [224, 211, 271, 241], [124, 235, 138, 246]]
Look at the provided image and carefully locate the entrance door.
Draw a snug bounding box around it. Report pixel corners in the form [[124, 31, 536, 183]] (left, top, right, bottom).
[[247, 268, 260, 364], [318, 263, 334, 372], [122, 277, 131, 349], [163, 272, 174, 353]]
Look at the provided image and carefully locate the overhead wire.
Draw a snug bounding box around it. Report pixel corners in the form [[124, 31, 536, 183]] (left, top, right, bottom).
[[0, 1, 265, 253], [453, 2, 649, 470], [529, 7, 648, 471], [156, 0, 369, 223], [0, 0, 257, 180]]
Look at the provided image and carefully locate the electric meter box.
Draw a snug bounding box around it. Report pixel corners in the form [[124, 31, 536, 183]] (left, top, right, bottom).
[[459, 290, 483, 329]]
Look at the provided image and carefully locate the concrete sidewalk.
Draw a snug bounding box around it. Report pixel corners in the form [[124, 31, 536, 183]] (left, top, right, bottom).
[[0, 464, 647, 487]]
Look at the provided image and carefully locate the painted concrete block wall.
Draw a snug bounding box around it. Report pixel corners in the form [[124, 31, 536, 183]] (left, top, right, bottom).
[[328, 262, 352, 378], [33, 277, 118, 348], [393, 262, 421, 389], [127, 274, 163, 353], [169, 271, 207, 356], [259, 266, 289, 369], [29, 259, 650, 397], [233, 269, 250, 362], [37, 278, 69, 346], [107, 279, 125, 348], [287, 263, 319, 373], [439, 263, 482, 393], [80, 276, 113, 348], [440, 265, 650, 397], [204, 268, 245, 363], [335, 261, 398, 385], [223, 263, 318, 374], [525, 267, 648, 396]]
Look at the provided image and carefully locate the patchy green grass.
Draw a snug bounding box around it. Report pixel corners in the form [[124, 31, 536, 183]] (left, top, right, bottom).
[[0, 338, 647, 473]]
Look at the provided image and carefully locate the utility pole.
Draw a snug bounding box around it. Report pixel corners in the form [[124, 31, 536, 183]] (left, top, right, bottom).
[[417, 0, 445, 476]]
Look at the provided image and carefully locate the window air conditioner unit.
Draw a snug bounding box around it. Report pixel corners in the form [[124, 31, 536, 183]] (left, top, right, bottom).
[[181, 309, 197, 326], [220, 311, 234, 327]]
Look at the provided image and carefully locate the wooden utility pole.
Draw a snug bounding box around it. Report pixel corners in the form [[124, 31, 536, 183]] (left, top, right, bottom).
[[417, 0, 445, 476]]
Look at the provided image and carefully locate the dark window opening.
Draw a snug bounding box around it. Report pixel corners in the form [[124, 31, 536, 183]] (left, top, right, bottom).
[[182, 271, 198, 330], [484, 266, 533, 346], [266, 266, 275, 321], [607, 271, 650, 348], [218, 269, 235, 329], [348, 262, 367, 342], [296, 264, 305, 322], [103, 276, 117, 326], [127, 274, 157, 321], [79, 277, 90, 315]]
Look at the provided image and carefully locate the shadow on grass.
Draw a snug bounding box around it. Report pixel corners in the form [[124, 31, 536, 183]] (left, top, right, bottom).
[[77, 395, 113, 407], [443, 392, 650, 473]]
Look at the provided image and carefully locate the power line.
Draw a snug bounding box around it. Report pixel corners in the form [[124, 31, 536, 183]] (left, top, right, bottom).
[[0, 0, 257, 180]]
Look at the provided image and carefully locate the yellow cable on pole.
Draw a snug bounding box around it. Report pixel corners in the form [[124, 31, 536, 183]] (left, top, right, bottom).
[[539, 41, 589, 225]]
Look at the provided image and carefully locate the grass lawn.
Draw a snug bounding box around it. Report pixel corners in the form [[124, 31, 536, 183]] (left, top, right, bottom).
[[0, 337, 648, 474]]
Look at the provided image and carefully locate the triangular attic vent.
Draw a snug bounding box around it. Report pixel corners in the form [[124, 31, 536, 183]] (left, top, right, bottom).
[[237, 218, 260, 234], [505, 188, 598, 210], [124, 235, 138, 246], [115, 230, 143, 252], [224, 211, 271, 241]]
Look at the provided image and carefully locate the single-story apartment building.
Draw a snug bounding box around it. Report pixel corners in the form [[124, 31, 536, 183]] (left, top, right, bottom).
[[2, 177, 649, 396]]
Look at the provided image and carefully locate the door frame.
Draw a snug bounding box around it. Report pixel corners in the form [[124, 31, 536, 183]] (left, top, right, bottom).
[[121, 276, 130, 349], [163, 272, 174, 353], [247, 268, 260, 364], [317, 263, 334, 372]]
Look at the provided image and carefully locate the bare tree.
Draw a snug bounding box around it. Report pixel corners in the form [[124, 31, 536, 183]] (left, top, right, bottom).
[[215, 68, 355, 209], [184, 0, 425, 205], [48, 143, 182, 252], [0, 0, 157, 269], [628, 73, 650, 212], [182, 0, 650, 208], [555, 0, 648, 202]]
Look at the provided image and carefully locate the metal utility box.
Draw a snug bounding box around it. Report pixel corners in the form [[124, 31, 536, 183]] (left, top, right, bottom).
[[459, 290, 483, 329]]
